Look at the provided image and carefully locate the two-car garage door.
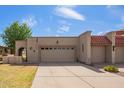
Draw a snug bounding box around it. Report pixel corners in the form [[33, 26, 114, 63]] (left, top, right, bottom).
[[40, 47, 75, 62]]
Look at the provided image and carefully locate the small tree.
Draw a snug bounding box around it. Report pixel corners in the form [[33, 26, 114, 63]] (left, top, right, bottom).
[[1, 21, 32, 54]]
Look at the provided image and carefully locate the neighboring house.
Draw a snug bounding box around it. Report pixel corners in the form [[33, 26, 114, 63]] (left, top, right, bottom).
[[0, 46, 11, 56], [15, 30, 124, 64], [0, 46, 11, 61]]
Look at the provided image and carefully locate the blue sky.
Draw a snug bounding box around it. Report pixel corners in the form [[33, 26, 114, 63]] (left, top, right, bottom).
[[0, 5, 124, 45]]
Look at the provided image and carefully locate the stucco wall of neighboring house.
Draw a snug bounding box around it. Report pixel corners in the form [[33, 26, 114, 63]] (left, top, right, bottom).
[[106, 31, 116, 64], [15, 40, 27, 56], [106, 46, 112, 63], [115, 46, 124, 63], [79, 31, 91, 65], [91, 46, 105, 63]]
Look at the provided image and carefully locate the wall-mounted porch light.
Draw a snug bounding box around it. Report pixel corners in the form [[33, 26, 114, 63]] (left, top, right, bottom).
[[113, 46, 115, 51], [56, 40, 59, 44], [30, 47, 32, 50]]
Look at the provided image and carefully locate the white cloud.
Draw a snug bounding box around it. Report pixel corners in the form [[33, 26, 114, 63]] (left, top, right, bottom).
[[96, 31, 105, 35], [22, 16, 37, 28], [57, 19, 72, 34], [57, 25, 70, 33], [60, 25, 70, 32], [94, 30, 111, 35], [54, 6, 85, 21]]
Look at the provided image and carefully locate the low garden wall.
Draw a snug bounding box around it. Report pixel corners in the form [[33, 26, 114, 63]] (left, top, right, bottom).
[[3, 56, 22, 64]]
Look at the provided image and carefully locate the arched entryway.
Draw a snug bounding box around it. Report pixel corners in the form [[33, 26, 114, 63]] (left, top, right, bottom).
[[18, 47, 27, 61]]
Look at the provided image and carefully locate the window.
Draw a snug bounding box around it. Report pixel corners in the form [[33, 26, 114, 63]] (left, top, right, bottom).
[[50, 48, 52, 50], [67, 48, 69, 50], [71, 48, 74, 50], [82, 44, 84, 52], [45, 48, 48, 50], [30, 47, 32, 50], [41, 48, 44, 50]]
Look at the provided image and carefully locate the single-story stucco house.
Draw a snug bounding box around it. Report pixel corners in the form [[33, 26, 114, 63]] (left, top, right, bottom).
[[15, 30, 124, 64]]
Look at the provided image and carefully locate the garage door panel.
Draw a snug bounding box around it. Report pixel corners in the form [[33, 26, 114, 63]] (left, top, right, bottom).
[[91, 46, 105, 63], [41, 47, 75, 62]]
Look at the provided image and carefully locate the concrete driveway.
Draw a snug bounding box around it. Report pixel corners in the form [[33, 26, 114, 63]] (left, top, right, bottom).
[[32, 62, 124, 88]]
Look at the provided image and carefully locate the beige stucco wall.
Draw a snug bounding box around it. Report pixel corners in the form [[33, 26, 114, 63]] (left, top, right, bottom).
[[27, 38, 39, 63], [106, 31, 116, 64], [91, 46, 105, 63], [3, 56, 22, 64], [27, 37, 78, 63], [37, 37, 77, 46], [15, 40, 27, 56], [15, 31, 124, 64], [106, 46, 112, 63], [79, 31, 91, 64], [115, 47, 124, 63], [105, 31, 124, 64]]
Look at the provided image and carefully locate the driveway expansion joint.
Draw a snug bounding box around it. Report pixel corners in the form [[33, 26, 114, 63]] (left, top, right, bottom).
[[63, 66, 94, 88]]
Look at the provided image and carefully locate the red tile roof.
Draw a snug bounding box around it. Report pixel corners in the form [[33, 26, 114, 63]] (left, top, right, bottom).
[[91, 36, 112, 45], [116, 30, 124, 35], [115, 36, 124, 46], [115, 30, 124, 46]]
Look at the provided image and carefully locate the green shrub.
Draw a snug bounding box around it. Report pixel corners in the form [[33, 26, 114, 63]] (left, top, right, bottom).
[[103, 65, 119, 73]]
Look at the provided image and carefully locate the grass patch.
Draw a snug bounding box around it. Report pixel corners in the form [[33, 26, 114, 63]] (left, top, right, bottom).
[[0, 63, 38, 88]]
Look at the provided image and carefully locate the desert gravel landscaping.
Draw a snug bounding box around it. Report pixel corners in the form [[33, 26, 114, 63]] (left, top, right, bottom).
[[0, 63, 38, 88]]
